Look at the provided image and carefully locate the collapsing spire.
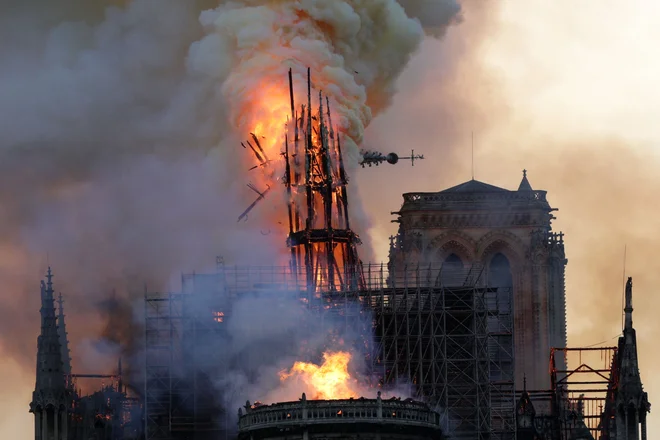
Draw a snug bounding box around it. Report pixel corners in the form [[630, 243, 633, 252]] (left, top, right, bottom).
[[283, 67, 364, 292]]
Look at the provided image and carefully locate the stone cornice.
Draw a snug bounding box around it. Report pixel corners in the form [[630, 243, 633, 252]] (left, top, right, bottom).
[[401, 212, 552, 229], [400, 190, 552, 212]]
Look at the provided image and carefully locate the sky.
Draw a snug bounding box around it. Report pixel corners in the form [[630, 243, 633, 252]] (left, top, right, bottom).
[[357, 0, 660, 435], [1, 0, 658, 437]]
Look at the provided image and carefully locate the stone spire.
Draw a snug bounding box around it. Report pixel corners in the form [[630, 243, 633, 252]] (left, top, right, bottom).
[[615, 277, 650, 440], [518, 169, 533, 191], [30, 267, 69, 440], [56, 293, 72, 376]]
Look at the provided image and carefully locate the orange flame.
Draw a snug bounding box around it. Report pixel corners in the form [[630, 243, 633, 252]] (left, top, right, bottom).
[[279, 351, 360, 400], [237, 79, 292, 175]]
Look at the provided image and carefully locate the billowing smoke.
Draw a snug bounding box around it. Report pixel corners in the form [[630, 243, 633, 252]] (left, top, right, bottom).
[[0, 0, 461, 438], [212, 0, 459, 153], [398, 0, 462, 37]]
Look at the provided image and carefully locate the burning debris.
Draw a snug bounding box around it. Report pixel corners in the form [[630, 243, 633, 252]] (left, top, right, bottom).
[[237, 183, 272, 222]]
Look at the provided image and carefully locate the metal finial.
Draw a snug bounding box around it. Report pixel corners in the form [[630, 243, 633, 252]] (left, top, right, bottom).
[[523, 169, 527, 178], [523, 374, 527, 391]]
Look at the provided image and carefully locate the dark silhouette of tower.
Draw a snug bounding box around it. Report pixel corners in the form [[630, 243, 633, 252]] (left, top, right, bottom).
[[613, 278, 650, 440], [30, 268, 70, 440]]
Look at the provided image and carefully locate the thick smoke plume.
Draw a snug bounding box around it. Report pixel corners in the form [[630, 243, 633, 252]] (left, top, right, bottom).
[[0, 0, 460, 438]]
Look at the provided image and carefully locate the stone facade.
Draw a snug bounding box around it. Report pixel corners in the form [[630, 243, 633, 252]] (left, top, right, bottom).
[[388, 173, 567, 390]]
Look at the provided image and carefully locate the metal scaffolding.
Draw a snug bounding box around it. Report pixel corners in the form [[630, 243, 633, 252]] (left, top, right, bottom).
[[143, 262, 515, 440], [144, 283, 230, 440], [550, 347, 618, 440]]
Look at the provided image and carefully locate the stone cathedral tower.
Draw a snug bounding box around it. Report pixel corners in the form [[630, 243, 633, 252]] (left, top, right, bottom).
[[30, 268, 70, 440], [388, 171, 567, 390]]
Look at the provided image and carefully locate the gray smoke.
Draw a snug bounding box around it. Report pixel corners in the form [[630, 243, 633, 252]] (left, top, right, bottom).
[[0, 0, 461, 436], [398, 0, 462, 37]]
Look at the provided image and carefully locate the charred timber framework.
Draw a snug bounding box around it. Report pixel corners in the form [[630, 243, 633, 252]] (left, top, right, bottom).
[[143, 261, 515, 440], [283, 68, 364, 292]]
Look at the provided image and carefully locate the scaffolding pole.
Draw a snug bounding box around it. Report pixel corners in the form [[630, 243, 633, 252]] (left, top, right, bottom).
[[143, 262, 516, 440]]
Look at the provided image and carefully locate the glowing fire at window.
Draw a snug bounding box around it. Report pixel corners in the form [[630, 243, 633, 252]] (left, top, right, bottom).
[[278, 351, 360, 400], [213, 311, 224, 323]]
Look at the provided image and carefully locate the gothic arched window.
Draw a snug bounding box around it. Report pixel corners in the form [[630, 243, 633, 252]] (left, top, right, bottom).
[[439, 253, 464, 286], [489, 252, 513, 288], [444, 253, 464, 269]]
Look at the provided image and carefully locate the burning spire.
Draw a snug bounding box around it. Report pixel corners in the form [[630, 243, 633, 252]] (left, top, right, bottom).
[[282, 68, 364, 292]]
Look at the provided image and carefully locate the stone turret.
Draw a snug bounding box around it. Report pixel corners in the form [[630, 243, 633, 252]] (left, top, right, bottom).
[[615, 277, 650, 440], [56, 293, 72, 376], [29, 268, 69, 440]]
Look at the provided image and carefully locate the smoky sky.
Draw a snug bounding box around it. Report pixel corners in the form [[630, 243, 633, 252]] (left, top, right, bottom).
[[357, 1, 660, 435], [6, 0, 656, 437], [0, 0, 462, 437]]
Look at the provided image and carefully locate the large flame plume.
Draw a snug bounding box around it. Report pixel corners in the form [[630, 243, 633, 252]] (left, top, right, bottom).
[[278, 351, 361, 400], [206, 0, 459, 191]]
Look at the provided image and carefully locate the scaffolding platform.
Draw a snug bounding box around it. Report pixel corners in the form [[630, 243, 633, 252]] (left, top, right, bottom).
[[144, 263, 515, 440]]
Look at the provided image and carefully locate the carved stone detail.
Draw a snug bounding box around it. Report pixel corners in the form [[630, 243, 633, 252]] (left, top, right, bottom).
[[476, 230, 527, 264], [425, 230, 477, 262], [408, 213, 552, 229]]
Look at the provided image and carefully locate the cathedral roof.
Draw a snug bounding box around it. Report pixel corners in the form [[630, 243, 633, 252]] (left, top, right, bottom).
[[439, 179, 510, 194]]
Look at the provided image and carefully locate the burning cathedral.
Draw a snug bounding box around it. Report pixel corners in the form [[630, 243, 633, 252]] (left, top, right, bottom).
[[30, 70, 650, 440]]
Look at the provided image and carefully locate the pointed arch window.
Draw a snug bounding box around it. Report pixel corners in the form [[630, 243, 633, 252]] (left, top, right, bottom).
[[444, 253, 464, 269], [439, 253, 464, 286], [489, 253, 512, 288]]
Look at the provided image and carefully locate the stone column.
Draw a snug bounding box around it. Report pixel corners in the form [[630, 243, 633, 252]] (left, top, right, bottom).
[[54, 408, 58, 440], [61, 409, 68, 440], [35, 410, 41, 440], [41, 411, 47, 440], [641, 414, 647, 440]]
